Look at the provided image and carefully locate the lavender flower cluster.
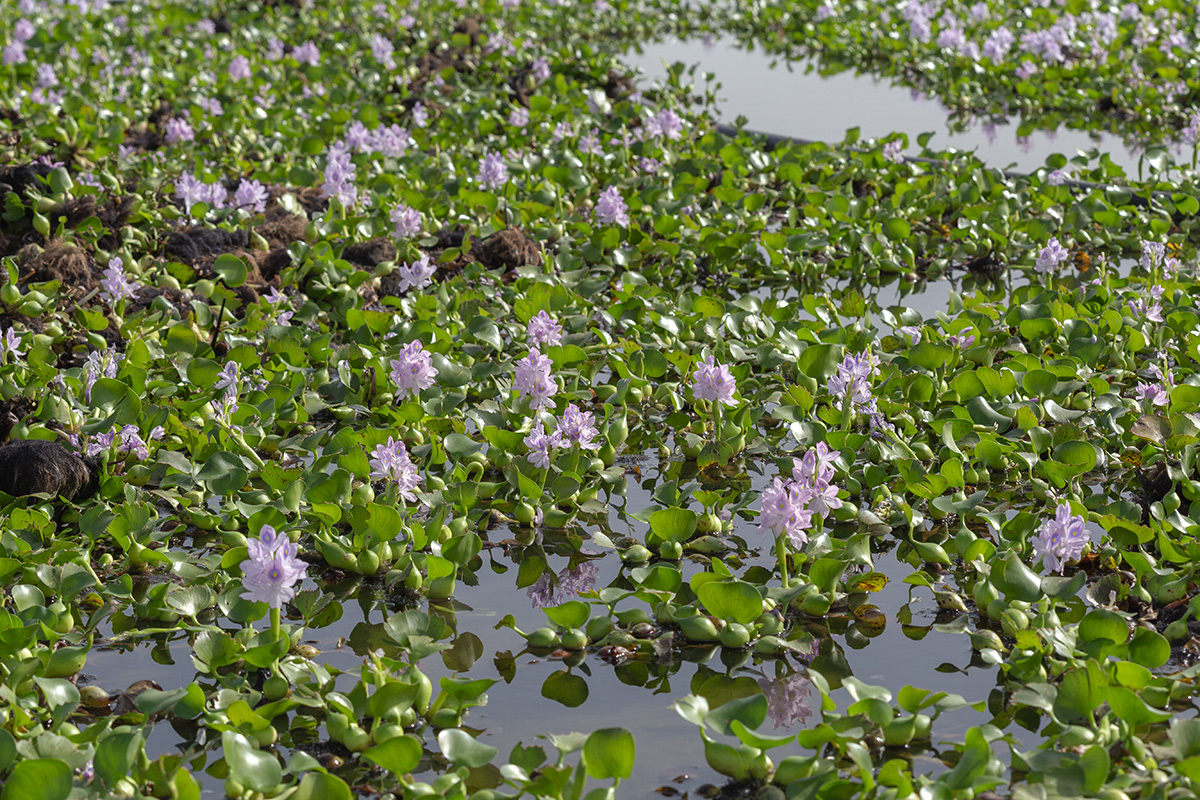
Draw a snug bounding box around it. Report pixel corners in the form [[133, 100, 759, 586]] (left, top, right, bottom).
[[523, 404, 602, 468], [1031, 503, 1088, 574], [828, 352, 892, 436], [759, 443, 842, 547]]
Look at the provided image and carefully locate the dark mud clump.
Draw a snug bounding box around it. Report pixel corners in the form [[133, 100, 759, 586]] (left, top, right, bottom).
[[0, 396, 36, 443], [474, 228, 542, 269], [163, 228, 250, 264], [21, 239, 97, 293], [343, 238, 396, 268], [0, 439, 100, 500], [125, 286, 192, 317], [0, 161, 55, 201]]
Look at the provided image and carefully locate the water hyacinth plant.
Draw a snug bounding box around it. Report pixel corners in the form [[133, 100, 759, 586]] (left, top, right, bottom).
[[1, 0, 1200, 798]]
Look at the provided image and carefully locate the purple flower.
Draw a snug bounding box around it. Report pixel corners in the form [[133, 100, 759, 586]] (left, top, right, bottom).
[[411, 102, 428, 128], [395, 253, 437, 293], [558, 404, 601, 450], [0, 328, 23, 362], [391, 204, 422, 238], [527, 310, 563, 347], [1128, 298, 1164, 323], [792, 442, 839, 487], [594, 186, 629, 227], [116, 425, 149, 460], [228, 55, 252, 81], [1141, 241, 1166, 272], [524, 420, 561, 468], [390, 340, 438, 399], [370, 33, 395, 69], [508, 107, 529, 127], [240, 525, 307, 608], [691, 355, 737, 406], [882, 140, 904, 163], [807, 480, 843, 519], [163, 118, 195, 145], [646, 108, 683, 140], [759, 478, 815, 546], [477, 152, 509, 190], [947, 333, 976, 349], [321, 142, 358, 207], [99, 257, 142, 305], [2, 43, 26, 65], [1034, 237, 1070, 274], [13, 19, 35, 42], [369, 436, 421, 502], [293, 41, 320, 66], [982, 26, 1014, 60], [1135, 382, 1169, 407], [827, 351, 879, 412], [1046, 169, 1066, 186], [214, 361, 240, 398], [232, 179, 268, 214], [898, 325, 922, 344], [514, 347, 556, 410], [531, 56, 551, 81], [1032, 503, 1088, 574]]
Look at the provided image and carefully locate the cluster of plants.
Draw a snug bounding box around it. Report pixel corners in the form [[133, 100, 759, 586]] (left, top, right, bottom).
[[4, 0, 1200, 799]]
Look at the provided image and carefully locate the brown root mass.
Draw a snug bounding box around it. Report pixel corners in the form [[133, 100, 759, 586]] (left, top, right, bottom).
[[21, 240, 97, 292], [474, 228, 542, 269], [0, 439, 100, 500]]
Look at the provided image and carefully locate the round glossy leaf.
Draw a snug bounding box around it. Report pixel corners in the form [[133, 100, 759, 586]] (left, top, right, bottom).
[[696, 580, 762, 625], [583, 727, 636, 780], [363, 735, 422, 776], [438, 728, 499, 768], [649, 507, 697, 544], [292, 773, 353, 800], [543, 600, 589, 630], [541, 670, 589, 708], [1, 758, 72, 800], [222, 731, 282, 793], [214, 253, 248, 288]]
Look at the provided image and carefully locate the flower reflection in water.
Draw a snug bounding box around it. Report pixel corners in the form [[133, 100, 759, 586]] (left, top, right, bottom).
[[526, 561, 599, 609], [758, 672, 814, 729]]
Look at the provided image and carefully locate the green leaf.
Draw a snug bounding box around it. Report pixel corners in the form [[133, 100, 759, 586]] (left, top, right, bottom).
[[223, 731, 282, 793], [292, 773, 353, 800], [994, 553, 1042, 602], [796, 343, 843, 380], [648, 507, 697, 544], [438, 728, 499, 768], [1104, 686, 1172, 725], [541, 670, 589, 708], [1079, 609, 1129, 644], [214, 253, 248, 288], [94, 729, 142, 790], [583, 728, 636, 780], [696, 580, 763, 625], [706, 694, 768, 736], [363, 735, 422, 775], [543, 600, 590, 630], [1, 758, 72, 800], [883, 217, 911, 240]]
